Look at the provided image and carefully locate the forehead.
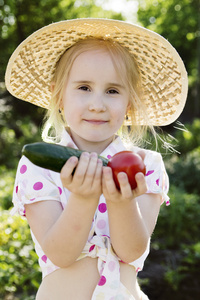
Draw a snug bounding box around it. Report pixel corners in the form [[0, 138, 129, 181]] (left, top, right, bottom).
[[70, 48, 106, 68], [69, 47, 127, 83], [72, 48, 112, 67]]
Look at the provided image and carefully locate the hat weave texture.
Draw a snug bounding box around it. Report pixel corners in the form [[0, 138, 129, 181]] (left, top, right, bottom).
[[5, 18, 188, 126]]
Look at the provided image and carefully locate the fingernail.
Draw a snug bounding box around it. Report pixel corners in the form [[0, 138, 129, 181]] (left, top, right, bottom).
[[136, 173, 143, 180], [69, 156, 77, 163], [98, 159, 103, 164], [82, 152, 89, 157]]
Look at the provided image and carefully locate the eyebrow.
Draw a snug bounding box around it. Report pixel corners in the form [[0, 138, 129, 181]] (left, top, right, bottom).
[[73, 80, 126, 89]]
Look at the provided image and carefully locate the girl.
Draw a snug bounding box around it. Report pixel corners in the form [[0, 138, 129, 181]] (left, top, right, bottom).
[[6, 19, 188, 300]]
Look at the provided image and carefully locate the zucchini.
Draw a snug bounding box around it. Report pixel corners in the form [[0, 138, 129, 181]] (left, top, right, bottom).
[[22, 142, 109, 173]]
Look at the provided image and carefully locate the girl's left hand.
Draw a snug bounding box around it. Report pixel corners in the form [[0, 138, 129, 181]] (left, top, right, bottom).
[[102, 166, 147, 203]]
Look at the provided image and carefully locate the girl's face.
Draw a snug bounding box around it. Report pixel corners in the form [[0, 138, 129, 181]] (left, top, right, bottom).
[[62, 49, 130, 153]]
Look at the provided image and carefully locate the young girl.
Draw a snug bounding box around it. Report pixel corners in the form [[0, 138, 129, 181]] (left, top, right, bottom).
[[6, 19, 188, 300]]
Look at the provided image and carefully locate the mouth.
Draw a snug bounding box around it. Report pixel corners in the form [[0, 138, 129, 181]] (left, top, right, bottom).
[[84, 119, 108, 125]]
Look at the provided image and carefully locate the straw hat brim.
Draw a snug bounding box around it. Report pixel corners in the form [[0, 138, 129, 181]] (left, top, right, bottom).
[[5, 18, 188, 126]]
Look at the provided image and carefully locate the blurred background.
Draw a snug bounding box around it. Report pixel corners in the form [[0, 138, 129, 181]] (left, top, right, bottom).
[[0, 0, 199, 299]]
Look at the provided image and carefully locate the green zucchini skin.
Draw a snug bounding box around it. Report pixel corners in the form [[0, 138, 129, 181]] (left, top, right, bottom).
[[22, 142, 109, 173]]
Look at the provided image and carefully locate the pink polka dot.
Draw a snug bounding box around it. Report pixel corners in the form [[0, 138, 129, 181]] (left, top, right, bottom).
[[107, 155, 112, 159], [156, 178, 160, 186], [97, 219, 106, 229], [108, 261, 116, 272], [16, 186, 18, 193], [98, 275, 106, 286], [20, 165, 27, 174], [41, 255, 47, 263], [146, 170, 154, 176], [58, 187, 62, 195], [33, 182, 43, 190], [30, 198, 35, 201], [89, 244, 95, 252], [98, 203, 107, 213]]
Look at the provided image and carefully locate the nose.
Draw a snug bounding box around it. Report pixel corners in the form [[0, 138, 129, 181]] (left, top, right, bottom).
[[88, 93, 106, 112]]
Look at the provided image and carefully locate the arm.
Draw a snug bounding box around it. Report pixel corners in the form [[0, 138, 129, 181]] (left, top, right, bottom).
[[102, 167, 161, 263], [25, 152, 103, 268]]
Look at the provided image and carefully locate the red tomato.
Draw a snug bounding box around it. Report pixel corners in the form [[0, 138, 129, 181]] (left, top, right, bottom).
[[107, 151, 146, 190]]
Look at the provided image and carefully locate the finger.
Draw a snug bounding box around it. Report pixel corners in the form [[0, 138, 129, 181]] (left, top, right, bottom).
[[84, 153, 100, 185], [134, 172, 147, 195], [117, 172, 133, 199], [86, 153, 98, 175], [60, 156, 78, 185], [103, 167, 118, 195], [73, 152, 90, 184], [87, 158, 103, 193], [93, 158, 103, 184]]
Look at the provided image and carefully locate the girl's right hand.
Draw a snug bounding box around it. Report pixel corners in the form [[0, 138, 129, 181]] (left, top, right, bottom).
[[60, 151, 103, 201]]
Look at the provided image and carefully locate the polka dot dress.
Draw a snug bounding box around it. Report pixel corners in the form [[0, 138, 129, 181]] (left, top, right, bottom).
[[11, 130, 169, 299]]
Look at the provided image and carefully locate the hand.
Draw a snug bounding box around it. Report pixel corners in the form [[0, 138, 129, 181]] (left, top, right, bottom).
[[60, 150, 103, 201], [102, 150, 147, 203]]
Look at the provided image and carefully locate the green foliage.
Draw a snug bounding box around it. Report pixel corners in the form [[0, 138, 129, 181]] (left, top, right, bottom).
[[0, 166, 15, 210], [174, 119, 200, 154], [165, 242, 200, 292], [164, 120, 200, 194], [149, 119, 200, 297], [138, 0, 199, 75], [166, 147, 200, 194], [154, 186, 200, 248], [0, 115, 42, 169], [0, 209, 40, 299], [154, 119, 200, 247]]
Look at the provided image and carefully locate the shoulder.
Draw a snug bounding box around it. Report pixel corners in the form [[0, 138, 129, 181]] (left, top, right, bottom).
[[12, 155, 64, 216], [16, 155, 60, 179]]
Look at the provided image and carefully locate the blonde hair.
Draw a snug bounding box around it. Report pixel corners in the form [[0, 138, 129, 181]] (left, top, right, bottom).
[[42, 38, 155, 147]]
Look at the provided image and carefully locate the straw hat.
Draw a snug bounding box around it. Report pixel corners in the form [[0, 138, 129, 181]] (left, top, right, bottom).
[[5, 18, 188, 126]]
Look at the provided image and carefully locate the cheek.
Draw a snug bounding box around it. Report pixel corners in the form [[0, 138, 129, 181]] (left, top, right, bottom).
[[63, 105, 75, 124], [112, 105, 127, 122], [64, 110, 77, 125]]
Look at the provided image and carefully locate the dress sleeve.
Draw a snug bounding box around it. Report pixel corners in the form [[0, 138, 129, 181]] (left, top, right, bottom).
[[11, 155, 62, 216], [144, 150, 170, 206]]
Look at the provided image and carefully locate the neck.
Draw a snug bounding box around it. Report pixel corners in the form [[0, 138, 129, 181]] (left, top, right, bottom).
[[69, 131, 116, 154]]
